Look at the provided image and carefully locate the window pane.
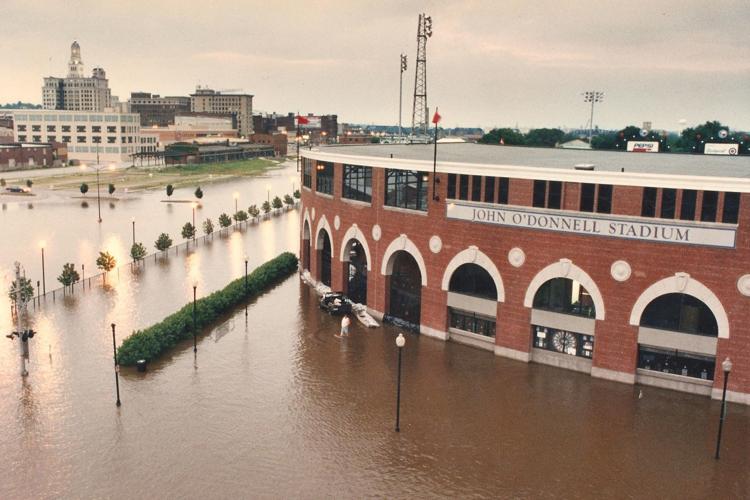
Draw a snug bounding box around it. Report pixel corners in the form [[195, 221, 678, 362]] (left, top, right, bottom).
[[722, 192, 740, 224], [642, 187, 657, 217], [498, 177, 509, 204], [315, 162, 334, 195], [640, 293, 718, 336], [384, 169, 428, 211], [701, 191, 718, 222], [660, 188, 676, 219], [448, 263, 497, 300], [447, 174, 457, 199], [342, 165, 372, 202], [459, 175, 469, 200], [533, 180, 546, 208], [471, 176, 482, 201], [680, 190, 697, 220], [532, 278, 595, 318], [484, 177, 495, 203], [547, 181, 562, 209], [580, 183, 595, 212], [637, 345, 715, 380], [596, 184, 612, 214]]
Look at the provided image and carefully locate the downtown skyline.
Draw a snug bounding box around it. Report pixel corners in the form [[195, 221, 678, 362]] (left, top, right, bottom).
[[1, 0, 749, 131]]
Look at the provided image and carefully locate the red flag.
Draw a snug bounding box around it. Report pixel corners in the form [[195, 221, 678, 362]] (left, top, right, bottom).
[[432, 109, 441, 124], [297, 115, 309, 125]]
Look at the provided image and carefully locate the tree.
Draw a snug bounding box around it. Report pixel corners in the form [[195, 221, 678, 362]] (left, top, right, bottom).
[[26, 179, 33, 189], [218, 213, 232, 232], [155, 233, 173, 252], [283, 194, 294, 207], [166, 184, 174, 197], [8, 276, 34, 304], [525, 128, 565, 148], [202, 218, 214, 237], [130, 242, 147, 262], [248, 204, 260, 219], [262, 200, 271, 216], [676, 121, 739, 154], [80, 183, 89, 196], [181, 222, 196, 241], [272, 196, 283, 212], [478, 128, 524, 146], [293, 189, 301, 199], [0, 178, 6, 187], [108, 183, 115, 196], [195, 186, 203, 199], [96, 251, 116, 282], [57, 263, 80, 288], [234, 210, 248, 222]]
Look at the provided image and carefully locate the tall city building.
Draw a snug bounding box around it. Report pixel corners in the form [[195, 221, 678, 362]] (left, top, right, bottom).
[[129, 92, 191, 127], [42, 41, 113, 111], [190, 87, 253, 137]]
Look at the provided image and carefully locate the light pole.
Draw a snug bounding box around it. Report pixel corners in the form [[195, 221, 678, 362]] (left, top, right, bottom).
[[191, 203, 197, 242], [714, 357, 733, 459], [111, 323, 121, 406], [395, 333, 406, 432], [131, 217, 136, 248], [192, 283, 198, 353], [399, 54, 407, 137], [582, 91, 604, 144], [233, 192, 239, 216], [39, 241, 46, 296], [266, 184, 271, 205], [244, 254, 249, 316]]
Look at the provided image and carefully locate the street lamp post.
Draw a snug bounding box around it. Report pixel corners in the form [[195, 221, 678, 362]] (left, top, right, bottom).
[[191, 203, 196, 242], [395, 333, 406, 432], [266, 185, 271, 205], [111, 323, 121, 406], [192, 283, 198, 353], [233, 192, 239, 216], [244, 254, 249, 317], [131, 217, 136, 248], [714, 357, 733, 459], [40, 241, 46, 297]]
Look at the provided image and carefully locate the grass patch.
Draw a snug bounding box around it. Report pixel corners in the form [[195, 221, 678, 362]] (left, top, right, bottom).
[[159, 158, 281, 176], [117, 252, 298, 366]]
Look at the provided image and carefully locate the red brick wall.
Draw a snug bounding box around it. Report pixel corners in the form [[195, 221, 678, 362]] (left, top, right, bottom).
[[301, 163, 750, 397]]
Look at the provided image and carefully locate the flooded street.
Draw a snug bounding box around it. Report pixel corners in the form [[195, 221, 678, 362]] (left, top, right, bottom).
[[0, 164, 748, 499]]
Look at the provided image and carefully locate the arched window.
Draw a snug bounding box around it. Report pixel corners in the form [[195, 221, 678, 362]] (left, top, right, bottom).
[[640, 293, 717, 336], [532, 278, 595, 318], [448, 263, 497, 300]]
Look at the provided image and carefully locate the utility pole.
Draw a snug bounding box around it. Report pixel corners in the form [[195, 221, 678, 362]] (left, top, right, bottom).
[[582, 91, 604, 144], [399, 54, 407, 137], [411, 13, 432, 137]]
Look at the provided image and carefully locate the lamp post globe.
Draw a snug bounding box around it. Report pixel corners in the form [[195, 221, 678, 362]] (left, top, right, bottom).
[[396, 333, 406, 348]]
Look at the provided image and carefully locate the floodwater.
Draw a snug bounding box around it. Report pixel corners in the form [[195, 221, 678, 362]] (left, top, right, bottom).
[[1, 163, 748, 498]]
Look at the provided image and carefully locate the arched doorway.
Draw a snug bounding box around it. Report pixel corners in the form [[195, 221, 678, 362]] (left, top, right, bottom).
[[636, 293, 718, 380], [388, 251, 422, 330], [302, 220, 311, 271], [317, 230, 332, 286], [345, 240, 367, 304]]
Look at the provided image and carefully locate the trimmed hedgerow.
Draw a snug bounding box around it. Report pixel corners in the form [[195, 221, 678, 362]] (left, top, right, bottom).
[[117, 252, 298, 365]]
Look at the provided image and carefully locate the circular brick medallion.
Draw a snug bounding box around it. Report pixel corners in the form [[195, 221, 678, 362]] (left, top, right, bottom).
[[508, 247, 525, 268], [429, 235, 442, 254], [611, 260, 632, 282], [372, 224, 382, 241], [737, 274, 750, 296], [334, 215, 341, 230]]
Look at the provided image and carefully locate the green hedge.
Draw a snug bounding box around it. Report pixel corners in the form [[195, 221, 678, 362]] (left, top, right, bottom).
[[117, 252, 298, 365]]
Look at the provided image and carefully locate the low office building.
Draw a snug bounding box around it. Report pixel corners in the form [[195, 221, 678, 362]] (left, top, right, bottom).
[[128, 92, 191, 126], [299, 143, 750, 404], [249, 133, 288, 156], [12, 109, 140, 163], [0, 142, 67, 170], [164, 142, 273, 164]]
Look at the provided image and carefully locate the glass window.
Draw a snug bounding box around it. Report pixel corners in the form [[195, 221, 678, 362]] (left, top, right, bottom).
[[498, 177, 509, 204], [107, 136, 116, 144], [342, 164, 372, 203], [533, 278, 595, 318], [580, 183, 595, 212], [701, 191, 718, 222], [722, 192, 740, 224], [642, 187, 657, 217], [680, 190, 697, 220], [76, 136, 86, 143], [447, 174, 457, 199], [17, 125, 26, 132], [459, 175, 469, 200], [484, 177, 495, 203], [46, 125, 56, 133], [384, 169, 428, 211], [61, 136, 71, 143], [597, 184, 612, 213], [17, 135, 27, 142], [660, 188, 676, 218], [637, 345, 715, 380], [449, 309, 496, 338], [640, 293, 717, 336], [32, 125, 41, 132], [471, 176, 482, 201], [302, 159, 312, 188], [532, 325, 594, 358], [532, 180, 546, 208], [76, 125, 86, 133], [62, 125, 71, 133], [448, 263, 497, 300], [548, 181, 562, 209], [315, 161, 334, 195]]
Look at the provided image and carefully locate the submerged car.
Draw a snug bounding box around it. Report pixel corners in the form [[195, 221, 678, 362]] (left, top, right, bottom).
[[319, 292, 352, 315]]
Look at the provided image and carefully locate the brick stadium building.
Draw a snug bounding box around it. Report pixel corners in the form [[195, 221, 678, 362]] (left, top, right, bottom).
[[299, 144, 750, 404]]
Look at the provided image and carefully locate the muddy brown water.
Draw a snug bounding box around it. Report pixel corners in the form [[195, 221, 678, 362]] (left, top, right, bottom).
[[1, 164, 748, 498]]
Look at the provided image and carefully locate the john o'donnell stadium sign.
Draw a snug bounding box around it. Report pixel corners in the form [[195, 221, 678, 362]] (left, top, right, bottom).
[[447, 201, 736, 248]]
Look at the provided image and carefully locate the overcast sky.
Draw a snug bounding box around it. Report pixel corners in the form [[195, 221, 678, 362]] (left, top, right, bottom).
[[2, 0, 748, 131]]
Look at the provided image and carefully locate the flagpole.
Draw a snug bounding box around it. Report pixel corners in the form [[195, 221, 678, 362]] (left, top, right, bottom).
[[296, 112, 300, 172], [432, 107, 438, 201]]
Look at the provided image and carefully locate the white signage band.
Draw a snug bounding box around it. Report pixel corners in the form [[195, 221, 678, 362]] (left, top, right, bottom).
[[446, 202, 736, 248]]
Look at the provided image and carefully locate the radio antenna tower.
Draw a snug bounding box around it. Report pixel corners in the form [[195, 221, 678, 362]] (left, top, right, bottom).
[[411, 13, 432, 136]]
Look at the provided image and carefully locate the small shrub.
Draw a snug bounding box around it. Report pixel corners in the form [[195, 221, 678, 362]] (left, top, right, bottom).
[[80, 183, 89, 196], [155, 233, 173, 252]]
